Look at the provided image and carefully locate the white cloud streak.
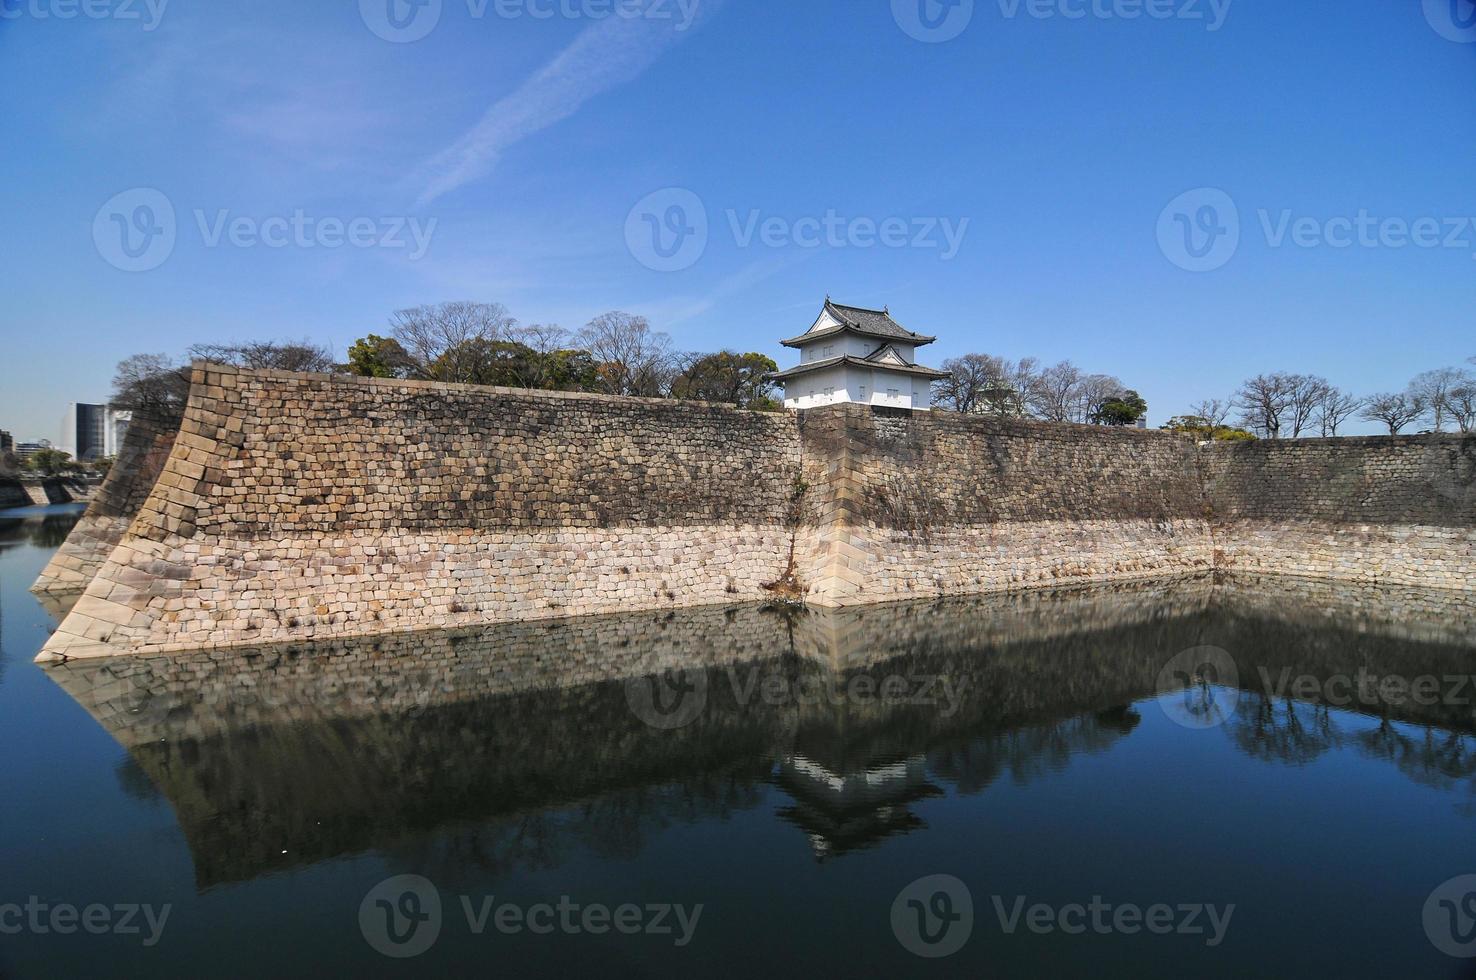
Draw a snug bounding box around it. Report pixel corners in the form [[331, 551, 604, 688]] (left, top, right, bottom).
[[413, 3, 718, 205]]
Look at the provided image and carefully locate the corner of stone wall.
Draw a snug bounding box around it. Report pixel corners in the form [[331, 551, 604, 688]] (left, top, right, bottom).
[[797, 404, 883, 606], [37, 365, 243, 662]]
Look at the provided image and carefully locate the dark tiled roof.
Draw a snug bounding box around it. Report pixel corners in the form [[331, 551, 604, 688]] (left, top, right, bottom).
[[768, 354, 950, 382], [780, 300, 937, 348]]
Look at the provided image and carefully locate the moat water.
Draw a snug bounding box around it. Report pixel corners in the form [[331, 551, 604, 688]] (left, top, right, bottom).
[[4, 505, 1476, 978]]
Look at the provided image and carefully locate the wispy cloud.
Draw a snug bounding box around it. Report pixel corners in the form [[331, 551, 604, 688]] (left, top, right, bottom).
[[412, 2, 720, 206]]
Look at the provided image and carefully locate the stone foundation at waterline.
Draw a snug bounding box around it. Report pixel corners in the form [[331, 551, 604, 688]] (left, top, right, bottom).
[[35, 364, 1476, 661]]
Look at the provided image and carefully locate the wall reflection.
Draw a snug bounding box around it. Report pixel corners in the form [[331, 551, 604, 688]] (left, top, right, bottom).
[[44, 572, 1476, 888]]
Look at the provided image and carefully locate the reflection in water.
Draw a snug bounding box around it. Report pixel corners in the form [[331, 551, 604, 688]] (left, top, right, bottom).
[[0, 506, 88, 552], [43, 572, 1476, 890]]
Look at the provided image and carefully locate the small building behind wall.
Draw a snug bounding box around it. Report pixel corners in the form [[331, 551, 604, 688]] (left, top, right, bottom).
[[770, 299, 948, 411]]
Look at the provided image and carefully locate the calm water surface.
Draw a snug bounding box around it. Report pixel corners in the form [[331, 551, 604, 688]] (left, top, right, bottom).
[[3, 505, 1476, 978]]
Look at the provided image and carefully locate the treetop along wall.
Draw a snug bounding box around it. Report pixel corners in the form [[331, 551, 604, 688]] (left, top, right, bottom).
[[35, 363, 1476, 661]]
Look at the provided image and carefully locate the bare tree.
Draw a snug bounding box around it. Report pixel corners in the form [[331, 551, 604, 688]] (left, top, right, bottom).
[[110, 353, 191, 422], [1315, 386, 1363, 437], [935, 354, 995, 414], [1189, 399, 1231, 429], [1234, 373, 1299, 439], [1075, 373, 1128, 425], [1280, 374, 1330, 438], [1409, 368, 1466, 432], [1445, 376, 1476, 432], [1360, 392, 1426, 434], [576, 312, 676, 397], [389, 301, 518, 382], [188, 339, 337, 373], [935, 354, 1037, 415], [1027, 361, 1084, 422]]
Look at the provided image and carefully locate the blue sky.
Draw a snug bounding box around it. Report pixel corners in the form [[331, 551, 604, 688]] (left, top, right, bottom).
[[2, 0, 1474, 440]]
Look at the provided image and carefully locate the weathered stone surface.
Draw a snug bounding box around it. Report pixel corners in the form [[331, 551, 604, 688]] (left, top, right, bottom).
[[1201, 435, 1476, 587], [35, 366, 1476, 661]]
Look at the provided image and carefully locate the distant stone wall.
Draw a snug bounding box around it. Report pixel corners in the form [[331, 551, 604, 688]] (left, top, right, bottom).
[[31, 413, 178, 592], [796, 405, 1213, 605], [0, 477, 93, 510], [35, 365, 1476, 660], [0, 479, 28, 510], [1202, 435, 1476, 590]]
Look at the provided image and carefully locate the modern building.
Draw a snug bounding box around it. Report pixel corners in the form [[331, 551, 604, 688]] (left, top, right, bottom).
[[61, 404, 131, 461], [14, 440, 52, 461], [770, 299, 948, 411], [106, 410, 132, 456], [0, 430, 12, 455]]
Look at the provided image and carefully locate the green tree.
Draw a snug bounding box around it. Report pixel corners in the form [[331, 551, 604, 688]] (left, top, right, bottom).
[[25, 449, 75, 476], [1162, 416, 1256, 442], [1092, 389, 1148, 426], [346, 334, 415, 378], [671, 351, 780, 409]]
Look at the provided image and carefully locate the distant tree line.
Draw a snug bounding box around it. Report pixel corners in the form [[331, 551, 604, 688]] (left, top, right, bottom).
[[1181, 358, 1476, 439], [344, 302, 780, 410], [104, 303, 784, 426], [932, 354, 1148, 426]]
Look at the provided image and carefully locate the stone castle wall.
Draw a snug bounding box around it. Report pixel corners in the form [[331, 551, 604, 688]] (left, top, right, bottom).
[[31, 412, 178, 592], [1201, 435, 1476, 589], [35, 365, 1476, 660], [796, 405, 1214, 604], [40, 365, 806, 658]]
